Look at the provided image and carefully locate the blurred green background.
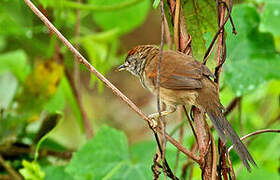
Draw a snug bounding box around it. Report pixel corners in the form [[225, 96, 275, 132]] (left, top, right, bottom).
[[0, 0, 279, 179]]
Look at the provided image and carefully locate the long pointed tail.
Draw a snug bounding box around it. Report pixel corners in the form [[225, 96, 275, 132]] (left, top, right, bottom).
[[206, 108, 257, 171]]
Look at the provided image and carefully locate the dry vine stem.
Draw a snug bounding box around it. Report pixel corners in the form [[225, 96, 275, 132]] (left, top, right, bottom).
[[167, 0, 217, 178], [154, 0, 173, 179], [228, 129, 280, 152], [216, 1, 230, 179], [23, 0, 200, 164]]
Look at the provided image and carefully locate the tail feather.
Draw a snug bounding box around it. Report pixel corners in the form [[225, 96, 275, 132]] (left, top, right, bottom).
[[206, 108, 257, 171]]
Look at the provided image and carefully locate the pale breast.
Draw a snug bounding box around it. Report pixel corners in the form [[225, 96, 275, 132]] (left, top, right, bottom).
[[160, 88, 198, 106]]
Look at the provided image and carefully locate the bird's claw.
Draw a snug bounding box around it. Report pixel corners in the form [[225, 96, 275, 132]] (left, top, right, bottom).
[[148, 114, 158, 129]]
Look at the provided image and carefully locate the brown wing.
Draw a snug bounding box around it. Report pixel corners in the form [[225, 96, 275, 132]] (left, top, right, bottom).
[[146, 50, 213, 90]]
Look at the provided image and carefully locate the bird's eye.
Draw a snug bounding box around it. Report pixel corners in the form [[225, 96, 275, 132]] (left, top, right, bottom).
[[124, 61, 129, 66], [126, 58, 131, 64]]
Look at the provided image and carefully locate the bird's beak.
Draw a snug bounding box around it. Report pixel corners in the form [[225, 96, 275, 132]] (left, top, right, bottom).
[[117, 64, 126, 71]]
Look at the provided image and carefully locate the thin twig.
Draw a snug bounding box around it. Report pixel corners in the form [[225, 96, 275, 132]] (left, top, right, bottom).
[[215, 0, 226, 88], [193, 107, 213, 178], [65, 69, 94, 139], [167, 0, 192, 54], [164, 133, 200, 163], [226, 150, 236, 180], [265, 114, 280, 128], [215, 1, 230, 179], [181, 161, 192, 179], [157, 0, 167, 179], [238, 98, 244, 135], [174, 0, 181, 50], [180, 143, 198, 179], [210, 133, 217, 180], [23, 0, 199, 164], [174, 106, 184, 173], [168, 1, 214, 179], [72, 0, 94, 139], [173, 2, 185, 173], [0, 154, 22, 180], [223, 97, 241, 117], [183, 106, 198, 142], [219, 140, 228, 180], [163, 14, 172, 49], [228, 129, 280, 152], [152, 153, 162, 180], [203, 0, 235, 65], [0, 175, 14, 180], [0, 145, 72, 159], [74, 0, 81, 86]]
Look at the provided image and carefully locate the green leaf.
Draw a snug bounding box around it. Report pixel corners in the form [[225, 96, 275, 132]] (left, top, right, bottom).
[[183, 0, 217, 59], [224, 4, 280, 96], [44, 166, 73, 180], [19, 160, 45, 180], [225, 55, 280, 96], [0, 50, 29, 82], [66, 126, 151, 180], [259, 2, 280, 36], [66, 126, 130, 179], [90, 0, 150, 35], [0, 72, 18, 109]]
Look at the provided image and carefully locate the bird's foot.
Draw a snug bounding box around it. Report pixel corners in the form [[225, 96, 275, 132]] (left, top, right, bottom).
[[148, 114, 159, 129]]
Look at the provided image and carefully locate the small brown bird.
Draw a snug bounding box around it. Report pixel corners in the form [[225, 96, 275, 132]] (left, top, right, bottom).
[[118, 45, 256, 171]]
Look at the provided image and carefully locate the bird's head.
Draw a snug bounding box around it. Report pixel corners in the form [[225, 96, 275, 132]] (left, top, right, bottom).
[[117, 45, 159, 76]]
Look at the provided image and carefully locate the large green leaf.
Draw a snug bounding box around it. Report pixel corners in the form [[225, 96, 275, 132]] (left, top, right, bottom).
[[66, 126, 187, 180], [89, 0, 150, 35], [224, 4, 280, 96], [183, 0, 217, 59], [259, 2, 280, 36], [65, 126, 138, 180]]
